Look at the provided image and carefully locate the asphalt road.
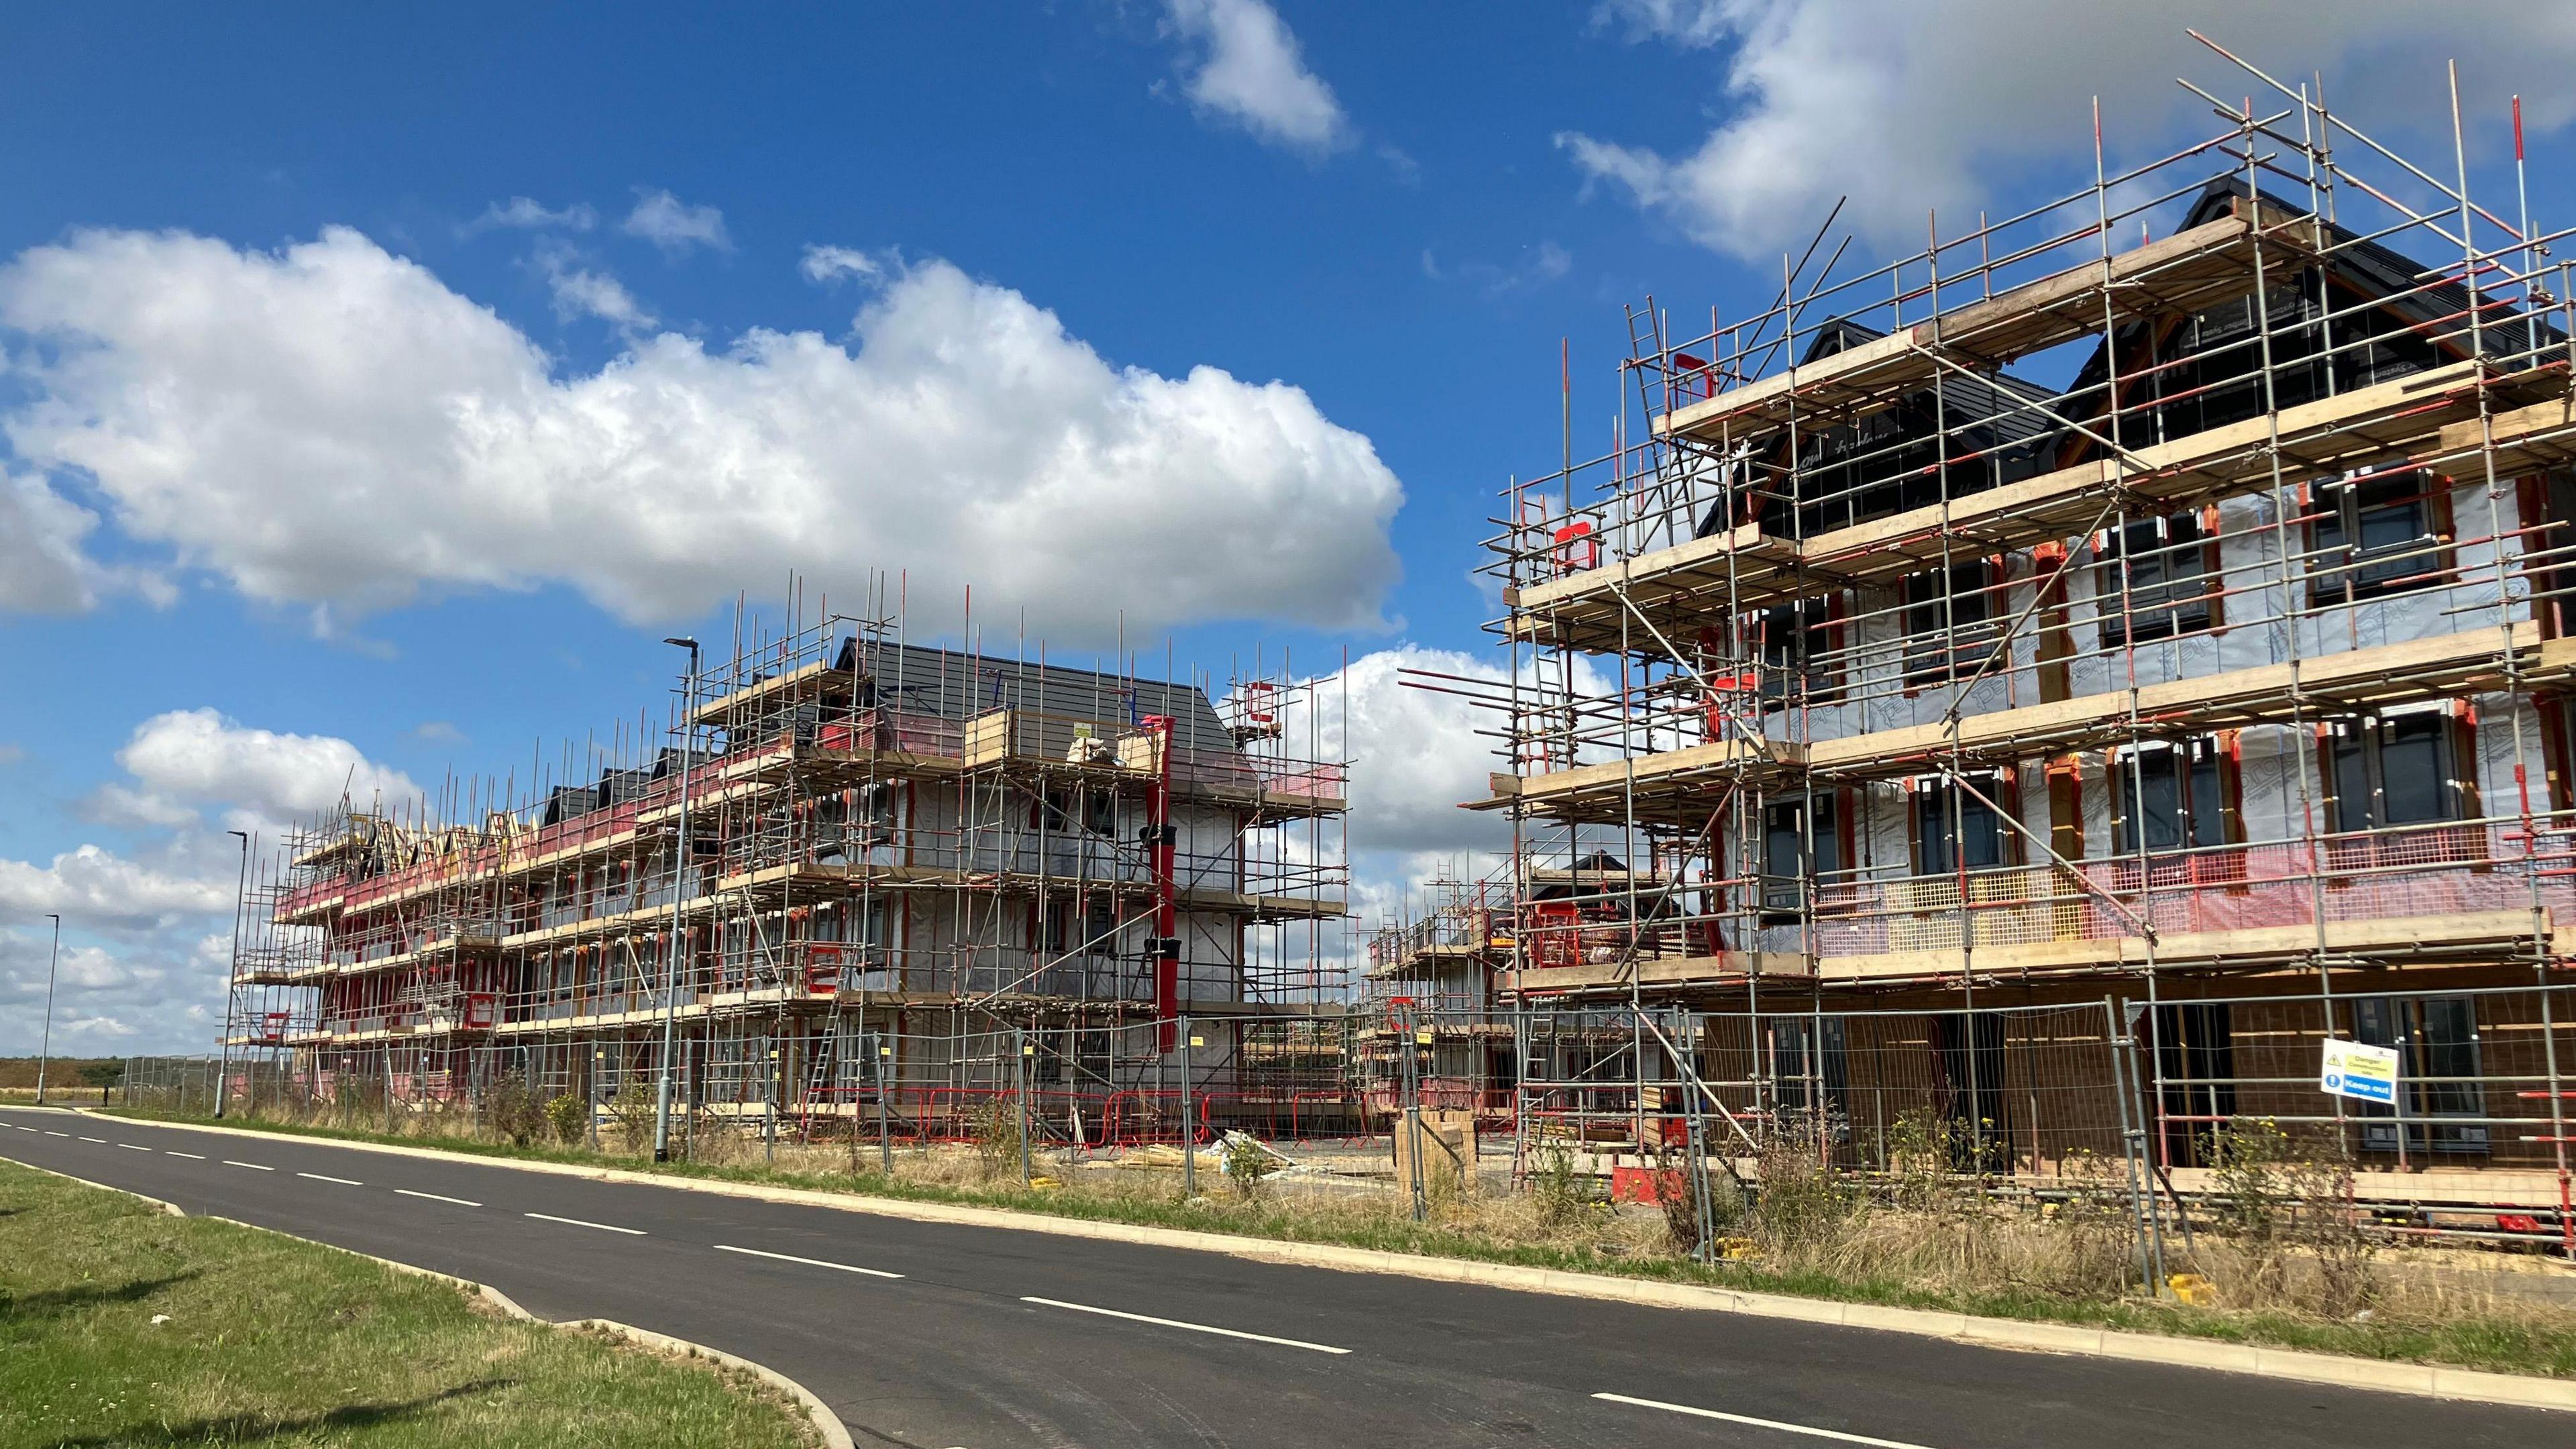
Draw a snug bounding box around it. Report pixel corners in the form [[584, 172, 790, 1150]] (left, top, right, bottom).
[[3, 1106, 2565, 1448]]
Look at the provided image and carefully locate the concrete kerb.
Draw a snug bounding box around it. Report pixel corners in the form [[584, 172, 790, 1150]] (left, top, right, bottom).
[[6, 1151, 853, 1449], [80, 1109, 2576, 1415]]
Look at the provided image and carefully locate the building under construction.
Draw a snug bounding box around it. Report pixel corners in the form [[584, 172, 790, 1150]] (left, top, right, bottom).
[[223, 595, 1351, 1144], [1464, 46, 2576, 1240]]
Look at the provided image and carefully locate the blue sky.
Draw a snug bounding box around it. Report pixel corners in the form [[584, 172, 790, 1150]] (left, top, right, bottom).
[[6, 2, 2573, 1051]]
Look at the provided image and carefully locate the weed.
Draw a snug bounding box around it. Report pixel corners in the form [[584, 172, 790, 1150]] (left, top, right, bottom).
[[969, 1098, 1024, 1183], [1220, 1134, 1281, 1201], [545, 1093, 590, 1145]]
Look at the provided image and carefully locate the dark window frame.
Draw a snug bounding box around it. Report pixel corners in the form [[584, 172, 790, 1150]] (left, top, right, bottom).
[[1903, 559, 2001, 688], [2098, 510, 2222, 647], [2108, 738, 2231, 855], [1913, 775, 2012, 877], [2324, 710, 2464, 835], [1754, 592, 1846, 707], [2309, 468, 2450, 604], [1760, 792, 1843, 920], [2352, 995, 2490, 1156]]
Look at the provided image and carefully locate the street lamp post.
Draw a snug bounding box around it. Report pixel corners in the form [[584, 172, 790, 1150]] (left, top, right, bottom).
[[214, 830, 250, 1118], [652, 637, 701, 1163], [34, 914, 60, 1105]]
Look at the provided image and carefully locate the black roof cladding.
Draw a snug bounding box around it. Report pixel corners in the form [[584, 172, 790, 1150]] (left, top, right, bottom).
[[1771, 176, 2563, 488], [537, 642, 1240, 826], [831, 636, 1237, 758], [2051, 176, 2565, 438]]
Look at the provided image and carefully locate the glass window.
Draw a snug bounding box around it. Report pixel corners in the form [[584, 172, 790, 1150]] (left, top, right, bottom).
[[2314, 470, 2438, 600], [2353, 996, 2489, 1155], [2100, 512, 2213, 645], [1916, 780, 2006, 875], [1762, 795, 1840, 914], [1904, 562, 1994, 685], [2113, 740, 2226, 853], [1770, 1017, 1850, 1126], [1756, 596, 1839, 704], [2328, 713, 2458, 833]]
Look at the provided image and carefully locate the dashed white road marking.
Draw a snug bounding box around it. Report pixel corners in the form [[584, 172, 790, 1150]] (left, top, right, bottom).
[[77, 1136, 107, 1143], [714, 1244, 903, 1279], [1592, 1393, 1941, 1448], [165, 1151, 206, 1160], [43, 1131, 69, 1137], [223, 1160, 274, 1171], [526, 1212, 645, 1236], [297, 1171, 364, 1186], [117, 1144, 152, 1152], [394, 1189, 482, 1208], [1018, 1296, 1349, 1354]]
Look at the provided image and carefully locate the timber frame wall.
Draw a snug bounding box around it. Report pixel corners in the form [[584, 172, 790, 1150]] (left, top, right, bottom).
[[1456, 43, 2576, 1187], [225, 590, 1351, 1137]]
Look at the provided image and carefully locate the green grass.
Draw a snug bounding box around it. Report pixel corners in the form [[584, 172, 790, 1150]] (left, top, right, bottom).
[[101, 1103, 2576, 1381], [0, 1158, 818, 1448]]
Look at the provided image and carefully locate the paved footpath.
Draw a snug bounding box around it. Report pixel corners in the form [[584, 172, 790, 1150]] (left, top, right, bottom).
[[5, 1106, 2567, 1448]]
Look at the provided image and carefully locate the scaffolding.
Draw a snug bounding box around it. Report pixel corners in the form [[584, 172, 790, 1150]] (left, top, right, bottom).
[[1456, 40, 2576, 1245], [1358, 861, 1517, 1124], [222, 576, 1354, 1150]]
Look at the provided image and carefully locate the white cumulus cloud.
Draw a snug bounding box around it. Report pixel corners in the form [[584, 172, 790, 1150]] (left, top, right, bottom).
[[1292, 645, 1515, 859], [1163, 0, 1352, 155], [1569, 1, 2576, 260], [0, 844, 233, 931], [111, 708, 421, 837], [1, 708, 420, 1050], [0, 226, 1404, 641], [0, 470, 105, 611]]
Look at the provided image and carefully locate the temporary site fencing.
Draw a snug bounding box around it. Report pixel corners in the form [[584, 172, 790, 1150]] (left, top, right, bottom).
[[125, 979, 2573, 1256], [1515, 979, 2575, 1254], [131, 1012, 1374, 1152]]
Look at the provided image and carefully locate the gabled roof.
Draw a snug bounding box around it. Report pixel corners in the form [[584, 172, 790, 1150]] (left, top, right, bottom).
[[2049, 176, 2561, 460], [835, 637, 1237, 757]]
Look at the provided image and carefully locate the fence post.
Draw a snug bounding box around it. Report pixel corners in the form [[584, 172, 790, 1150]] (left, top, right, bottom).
[[877, 1033, 894, 1175], [2104, 996, 2159, 1296], [1679, 1010, 1715, 1263], [1179, 1014, 1196, 1199], [2121, 1002, 2172, 1288], [1016, 1026, 1032, 1189]]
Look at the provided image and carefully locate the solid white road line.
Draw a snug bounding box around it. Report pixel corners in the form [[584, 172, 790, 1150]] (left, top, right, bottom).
[[394, 1189, 482, 1208], [117, 1144, 152, 1152], [223, 1160, 274, 1171], [713, 1244, 904, 1279], [525, 1212, 645, 1236], [1018, 1296, 1350, 1355], [164, 1151, 206, 1160], [1592, 1393, 1941, 1448]]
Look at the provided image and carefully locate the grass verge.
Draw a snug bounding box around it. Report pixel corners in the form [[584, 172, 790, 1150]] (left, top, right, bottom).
[[96, 1104, 2576, 1382], [0, 1157, 818, 1448]]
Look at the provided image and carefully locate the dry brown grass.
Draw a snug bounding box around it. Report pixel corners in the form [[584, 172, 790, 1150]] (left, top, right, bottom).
[[121, 1089, 2576, 1365]]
